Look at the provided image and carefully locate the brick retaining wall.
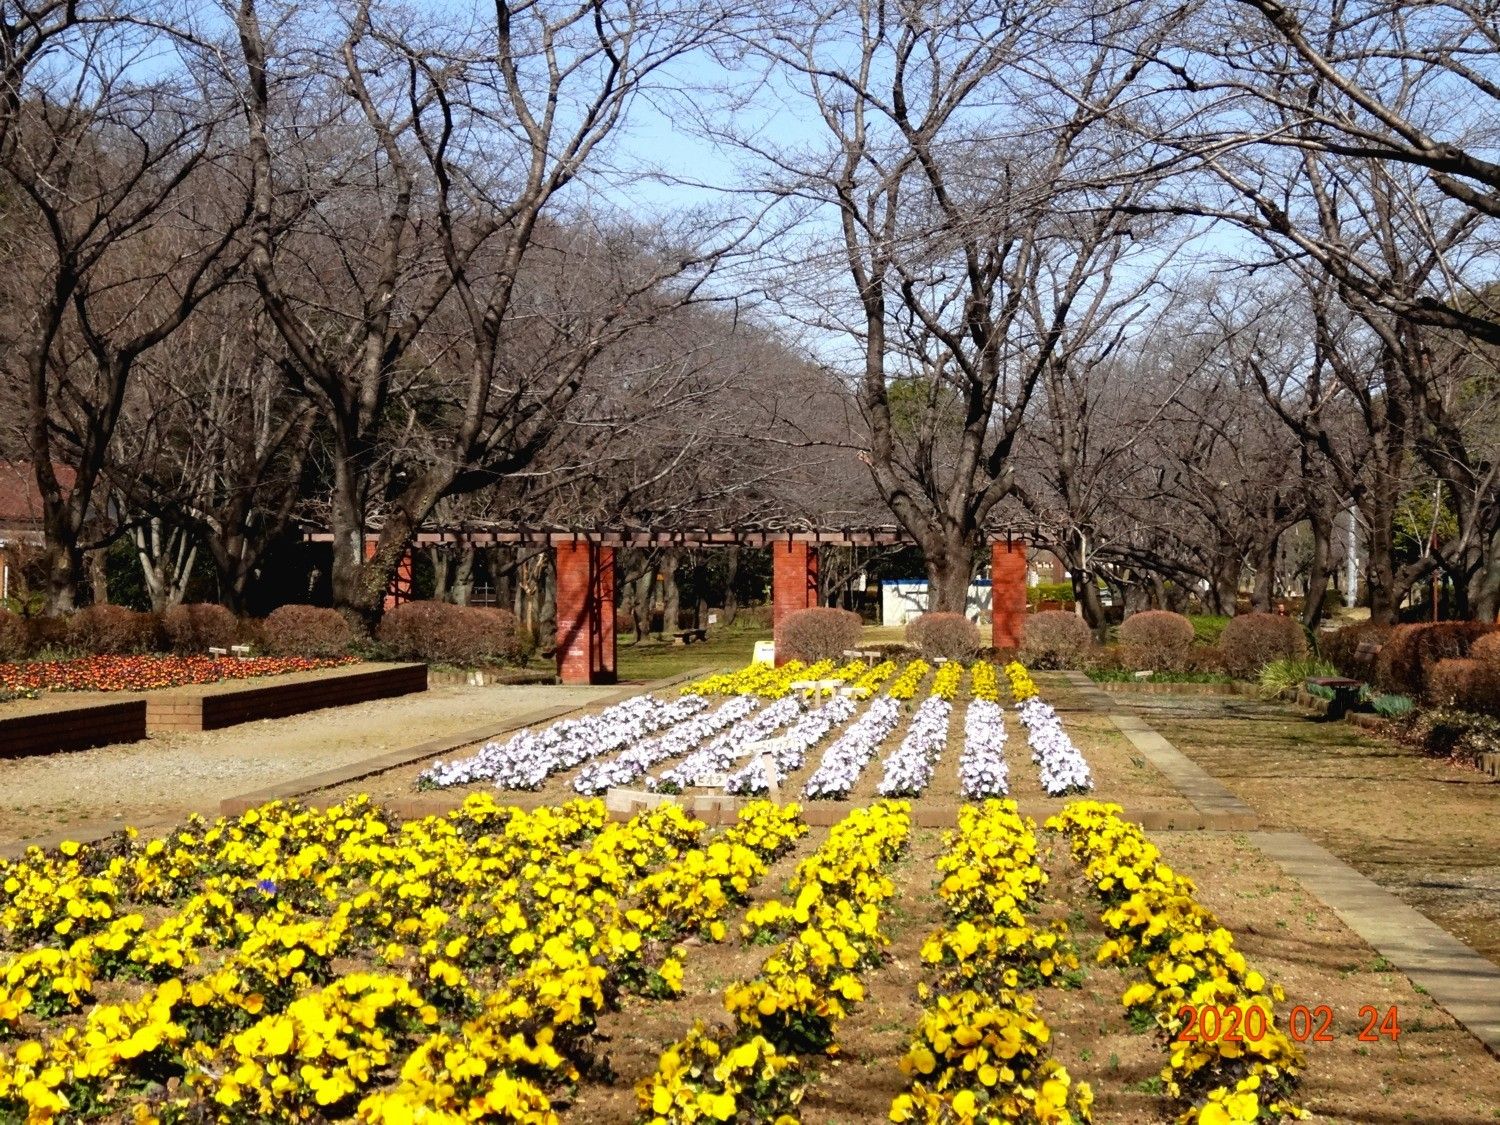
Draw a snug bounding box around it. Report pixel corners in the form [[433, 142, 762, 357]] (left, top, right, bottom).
[[0, 700, 147, 758], [147, 664, 427, 733]]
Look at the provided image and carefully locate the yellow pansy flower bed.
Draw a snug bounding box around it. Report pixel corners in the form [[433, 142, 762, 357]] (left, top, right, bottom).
[[640, 801, 910, 1122], [0, 795, 807, 1123], [1048, 801, 1306, 1122], [970, 659, 1001, 703], [891, 798, 1091, 1124], [1002, 661, 1038, 702]]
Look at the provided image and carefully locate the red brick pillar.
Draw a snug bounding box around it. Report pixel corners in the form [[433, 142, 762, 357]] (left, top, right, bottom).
[[555, 540, 616, 685], [594, 545, 617, 682], [386, 549, 412, 611], [991, 539, 1028, 652], [772, 541, 819, 664]]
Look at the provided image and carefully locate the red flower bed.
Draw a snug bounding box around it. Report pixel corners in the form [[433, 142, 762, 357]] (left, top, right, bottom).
[[0, 654, 359, 694]]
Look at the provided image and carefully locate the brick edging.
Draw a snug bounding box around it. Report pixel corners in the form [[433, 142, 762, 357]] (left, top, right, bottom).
[[0, 699, 147, 758], [147, 663, 427, 733]]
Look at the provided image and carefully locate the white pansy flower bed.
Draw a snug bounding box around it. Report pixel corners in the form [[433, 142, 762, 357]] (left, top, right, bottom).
[[725, 694, 858, 794], [572, 695, 760, 795], [419, 693, 706, 791], [1016, 695, 1093, 796], [802, 696, 903, 800], [652, 695, 805, 791], [958, 698, 1009, 799], [876, 695, 951, 797]]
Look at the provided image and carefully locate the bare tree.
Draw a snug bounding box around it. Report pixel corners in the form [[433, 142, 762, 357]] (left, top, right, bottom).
[[734, 0, 1185, 610], [234, 0, 748, 622], [0, 11, 250, 611]]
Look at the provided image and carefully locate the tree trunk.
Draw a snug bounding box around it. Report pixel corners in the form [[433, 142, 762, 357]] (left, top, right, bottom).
[[537, 554, 556, 657], [1302, 512, 1333, 629], [634, 568, 655, 643], [1250, 541, 1278, 613], [493, 548, 513, 610], [87, 548, 110, 607], [723, 545, 739, 625], [429, 546, 452, 603], [1070, 566, 1106, 636], [450, 546, 475, 606], [925, 533, 975, 615], [661, 549, 680, 636]]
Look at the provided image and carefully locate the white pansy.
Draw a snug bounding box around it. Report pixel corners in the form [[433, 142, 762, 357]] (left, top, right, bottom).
[[958, 697, 1010, 799], [724, 694, 858, 794], [1015, 695, 1093, 796], [652, 695, 805, 791], [419, 693, 706, 790], [802, 696, 903, 800], [876, 695, 951, 797], [572, 695, 760, 795]]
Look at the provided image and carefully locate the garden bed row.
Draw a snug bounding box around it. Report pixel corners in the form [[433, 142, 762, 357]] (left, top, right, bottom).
[[0, 663, 428, 757]]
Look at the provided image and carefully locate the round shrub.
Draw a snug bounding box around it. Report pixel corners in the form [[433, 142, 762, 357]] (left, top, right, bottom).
[[161, 603, 238, 653], [774, 607, 862, 664], [376, 602, 523, 666], [0, 610, 29, 661], [1374, 621, 1499, 696], [1217, 613, 1308, 679], [1019, 611, 1092, 670], [66, 605, 161, 654], [906, 612, 982, 662], [260, 604, 357, 657], [1472, 633, 1500, 663], [1426, 658, 1493, 713], [1117, 610, 1195, 672]]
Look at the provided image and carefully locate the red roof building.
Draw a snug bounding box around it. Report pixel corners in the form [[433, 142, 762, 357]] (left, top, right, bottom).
[[0, 461, 74, 602]]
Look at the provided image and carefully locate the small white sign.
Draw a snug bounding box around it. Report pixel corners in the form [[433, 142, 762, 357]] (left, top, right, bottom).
[[708, 613, 719, 625], [698, 771, 730, 788], [744, 735, 792, 759], [752, 640, 776, 664]]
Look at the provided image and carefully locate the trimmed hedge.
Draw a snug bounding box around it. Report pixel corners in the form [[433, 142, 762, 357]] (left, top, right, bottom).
[[906, 612, 982, 661], [65, 605, 160, 655], [261, 605, 359, 658], [1374, 621, 1499, 698], [1217, 613, 1307, 679], [1020, 611, 1092, 669], [161, 603, 239, 653], [0, 610, 28, 661], [1318, 621, 1394, 682], [376, 602, 523, 666], [1118, 610, 1195, 672], [774, 607, 862, 664]]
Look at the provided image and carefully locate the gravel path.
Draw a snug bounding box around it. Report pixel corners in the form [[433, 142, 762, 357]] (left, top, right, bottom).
[[0, 683, 616, 846]]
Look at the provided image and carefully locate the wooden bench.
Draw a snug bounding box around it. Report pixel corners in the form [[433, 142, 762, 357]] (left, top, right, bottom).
[[672, 627, 709, 645], [1306, 676, 1363, 720]]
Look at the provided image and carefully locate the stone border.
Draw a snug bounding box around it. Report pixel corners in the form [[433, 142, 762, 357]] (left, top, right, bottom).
[[216, 667, 713, 816], [1253, 831, 1500, 1058], [0, 699, 147, 758], [1093, 680, 1246, 695], [146, 663, 427, 733]]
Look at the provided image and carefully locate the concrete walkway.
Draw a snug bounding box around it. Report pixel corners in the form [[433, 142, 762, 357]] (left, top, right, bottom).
[[1051, 670, 1500, 1061], [1254, 831, 1500, 1057]]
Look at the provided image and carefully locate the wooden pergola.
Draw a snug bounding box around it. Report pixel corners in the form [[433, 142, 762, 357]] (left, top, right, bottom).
[[314, 524, 1031, 684]]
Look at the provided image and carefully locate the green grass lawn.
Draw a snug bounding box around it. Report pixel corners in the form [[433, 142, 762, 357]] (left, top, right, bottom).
[[614, 625, 769, 682], [613, 621, 907, 681]]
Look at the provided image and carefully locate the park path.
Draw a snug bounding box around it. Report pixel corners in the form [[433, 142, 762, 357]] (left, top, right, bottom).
[[0, 682, 617, 851]]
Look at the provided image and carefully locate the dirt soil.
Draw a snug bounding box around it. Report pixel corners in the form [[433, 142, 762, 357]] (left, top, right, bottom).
[[562, 817, 1500, 1123], [0, 682, 616, 846], [1105, 691, 1500, 970]]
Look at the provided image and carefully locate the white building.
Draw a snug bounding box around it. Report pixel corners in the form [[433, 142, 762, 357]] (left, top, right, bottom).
[[880, 579, 992, 626]]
